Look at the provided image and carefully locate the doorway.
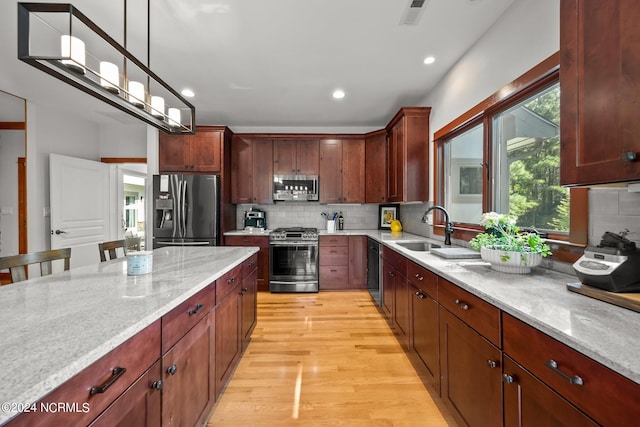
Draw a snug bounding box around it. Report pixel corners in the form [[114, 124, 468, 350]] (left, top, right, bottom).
[[122, 171, 146, 250]]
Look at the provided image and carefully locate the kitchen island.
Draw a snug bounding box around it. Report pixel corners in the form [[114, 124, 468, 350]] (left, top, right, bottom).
[[0, 246, 258, 426]]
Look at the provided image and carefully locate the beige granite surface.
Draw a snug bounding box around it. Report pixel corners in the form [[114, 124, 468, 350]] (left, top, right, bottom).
[[0, 246, 258, 425]]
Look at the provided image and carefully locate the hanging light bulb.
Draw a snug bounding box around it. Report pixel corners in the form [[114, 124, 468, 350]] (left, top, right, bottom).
[[168, 108, 181, 127], [150, 96, 165, 119], [60, 35, 86, 74], [99, 61, 120, 94], [127, 81, 145, 108]]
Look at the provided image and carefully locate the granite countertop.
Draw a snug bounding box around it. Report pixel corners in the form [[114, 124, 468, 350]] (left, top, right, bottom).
[[0, 246, 258, 425]]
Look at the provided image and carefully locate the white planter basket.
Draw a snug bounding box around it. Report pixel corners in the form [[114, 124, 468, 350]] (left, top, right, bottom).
[[480, 246, 542, 274]]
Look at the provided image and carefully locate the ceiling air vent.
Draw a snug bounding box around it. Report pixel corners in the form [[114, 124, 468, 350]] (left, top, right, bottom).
[[400, 0, 430, 26]]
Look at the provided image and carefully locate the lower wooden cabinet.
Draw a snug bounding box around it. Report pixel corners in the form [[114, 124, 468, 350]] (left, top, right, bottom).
[[319, 235, 367, 290], [241, 267, 258, 351], [225, 235, 269, 291], [502, 356, 598, 427], [215, 281, 242, 398], [439, 307, 503, 427]]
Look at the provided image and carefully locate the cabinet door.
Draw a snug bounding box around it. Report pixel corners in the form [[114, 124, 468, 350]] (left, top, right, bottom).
[[319, 139, 343, 203], [190, 132, 221, 172], [215, 284, 241, 398], [410, 282, 440, 393], [342, 139, 365, 203], [348, 235, 367, 289], [560, 0, 640, 185], [365, 132, 387, 203], [381, 262, 395, 323], [252, 139, 274, 204], [241, 268, 258, 351], [393, 269, 409, 347], [162, 315, 213, 427], [231, 137, 254, 204], [257, 247, 270, 291], [89, 361, 162, 427], [503, 356, 598, 427], [296, 139, 320, 175], [159, 134, 191, 172], [387, 121, 405, 202], [273, 140, 297, 174], [440, 307, 502, 427]]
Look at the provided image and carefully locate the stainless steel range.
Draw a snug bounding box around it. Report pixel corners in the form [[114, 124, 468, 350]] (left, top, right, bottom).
[[269, 227, 319, 293]]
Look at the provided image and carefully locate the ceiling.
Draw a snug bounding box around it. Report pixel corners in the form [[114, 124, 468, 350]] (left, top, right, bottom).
[[1, 0, 516, 132]]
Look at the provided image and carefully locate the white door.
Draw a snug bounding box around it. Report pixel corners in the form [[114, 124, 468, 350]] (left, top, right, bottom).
[[50, 153, 112, 268]]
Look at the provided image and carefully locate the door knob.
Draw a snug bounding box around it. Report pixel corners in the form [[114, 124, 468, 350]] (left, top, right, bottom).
[[54, 229, 68, 235]]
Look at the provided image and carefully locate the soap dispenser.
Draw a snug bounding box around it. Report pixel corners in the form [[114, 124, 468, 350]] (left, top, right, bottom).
[[338, 212, 344, 230]]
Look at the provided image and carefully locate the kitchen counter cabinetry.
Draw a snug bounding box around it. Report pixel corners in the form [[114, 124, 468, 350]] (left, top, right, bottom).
[[319, 139, 365, 204], [382, 246, 408, 347], [365, 131, 387, 203], [231, 137, 273, 205], [386, 107, 430, 202], [225, 235, 269, 291], [560, 0, 640, 185], [319, 235, 367, 290], [273, 139, 319, 175], [159, 130, 222, 173], [240, 254, 258, 351]]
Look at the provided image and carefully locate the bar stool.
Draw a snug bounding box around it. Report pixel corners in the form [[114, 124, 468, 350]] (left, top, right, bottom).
[[0, 248, 72, 284]]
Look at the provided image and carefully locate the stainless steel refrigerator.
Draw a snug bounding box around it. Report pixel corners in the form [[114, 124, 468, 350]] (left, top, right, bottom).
[[152, 174, 220, 248]]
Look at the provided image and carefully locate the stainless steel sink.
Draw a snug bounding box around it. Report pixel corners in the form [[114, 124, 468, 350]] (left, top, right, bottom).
[[396, 242, 440, 252]]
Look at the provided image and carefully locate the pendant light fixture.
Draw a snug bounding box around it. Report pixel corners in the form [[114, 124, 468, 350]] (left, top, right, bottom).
[[17, 3, 195, 134]]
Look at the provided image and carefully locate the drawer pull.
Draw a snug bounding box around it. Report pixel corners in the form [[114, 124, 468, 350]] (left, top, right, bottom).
[[487, 359, 498, 368], [544, 360, 584, 386], [151, 380, 163, 390], [167, 364, 178, 375], [240, 287, 248, 296], [249, 261, 256, 267], [454, 299, 469, 310], [227, 277, 237, 284], [188, 303, 204, 316], [389, 271, 395, 277], [90, 366, 127, 395], [502, 374, 514, 384], [330, 250, 338, 254], [415, 291, 426, 299], [414, 273, 424, 281]]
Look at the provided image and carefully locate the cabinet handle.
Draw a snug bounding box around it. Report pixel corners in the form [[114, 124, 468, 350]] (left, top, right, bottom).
[[621, 151, 637, 162], [249, 261, 256, 267], [151, 380, 163, 390], [544, 360, 584, 386], [240, 287, 248, 296], [330, 250, 338, 253], [415, 291, 426, 299], [89, 366, 127, 395], [454, 299, 469, 310], [502, 374, 514, 384], [487, 360, 498, 368], [389, 271, 395, 277], [227, 277, 237, 284], [188, 303, 204, 316], [414, 273, 424, 281], [167, 364, 178, 375]]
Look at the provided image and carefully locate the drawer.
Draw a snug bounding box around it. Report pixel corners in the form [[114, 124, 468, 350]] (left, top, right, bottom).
[[162, 284, 214, 353], [319, 265, 349, 289], [216, 263, 243, 303], [438, 279, 500, 347], [320, 246, 349, 265], [242, 253, 259, 277], [382, 246, 407, 276], [320, 235, 348, 246], [7, 321, 161, 427], [226, 235, 269, 248], [407, 261, 437, 299], [503, 313, 640, 426]]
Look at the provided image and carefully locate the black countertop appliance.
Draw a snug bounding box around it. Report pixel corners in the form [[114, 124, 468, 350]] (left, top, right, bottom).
[[573, 232, 640, 292]]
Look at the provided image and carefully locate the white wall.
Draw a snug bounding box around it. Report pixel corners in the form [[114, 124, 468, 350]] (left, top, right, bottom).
[[0, 130, 24, 256]]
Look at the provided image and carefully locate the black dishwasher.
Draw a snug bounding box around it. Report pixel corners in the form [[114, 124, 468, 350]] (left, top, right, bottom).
[[367, 238, 382, 306]]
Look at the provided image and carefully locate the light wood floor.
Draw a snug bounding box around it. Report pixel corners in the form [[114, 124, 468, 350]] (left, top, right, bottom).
[[207, 291, 456, 426]]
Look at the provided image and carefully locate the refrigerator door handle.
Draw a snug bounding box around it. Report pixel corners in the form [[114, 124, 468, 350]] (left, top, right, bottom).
[[171, 175, 180, 239], [182, 180, 188, 238]]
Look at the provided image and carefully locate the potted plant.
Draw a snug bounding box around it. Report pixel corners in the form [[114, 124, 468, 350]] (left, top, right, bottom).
[[469, 212, 552, 274]]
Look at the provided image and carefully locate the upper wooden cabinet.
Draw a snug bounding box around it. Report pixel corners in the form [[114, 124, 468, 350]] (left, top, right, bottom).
[[386, 107, 430, 202], [365, 131, 387, 203], [560, 0, 640, 185], [231, 137, 273, 204], [319, 138, 365, 204], [159, 130, 222, 173], [273, 139, 319, 175]]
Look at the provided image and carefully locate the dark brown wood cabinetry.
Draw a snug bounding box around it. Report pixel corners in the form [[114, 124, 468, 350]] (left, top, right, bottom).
[[319, 139, 365, 204], [240, 254, 258, 351], [231, 137, 273, 204], [273, 139, 319, 175], [159, 131, 222, 173], [348, 235, 367, 288], [319, 235, 366, 290], [215, 266, 243, 398], [382, 247, 408, 347], [386, 107, 430, 202], [365, 130, 387, 203], [560, 0, 640, 185], [225, 236, 269, 291]]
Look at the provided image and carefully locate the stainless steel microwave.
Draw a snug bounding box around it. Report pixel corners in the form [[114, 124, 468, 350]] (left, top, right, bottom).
[[273, 175, 319, 201]]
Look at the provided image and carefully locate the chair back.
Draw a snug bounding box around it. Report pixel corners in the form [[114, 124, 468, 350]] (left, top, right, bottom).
[[0, 248, 72, 284], [98, 239, 128, 262]]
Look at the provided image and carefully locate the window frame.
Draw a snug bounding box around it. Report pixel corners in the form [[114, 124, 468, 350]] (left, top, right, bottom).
[[433, 52, 588, 263]]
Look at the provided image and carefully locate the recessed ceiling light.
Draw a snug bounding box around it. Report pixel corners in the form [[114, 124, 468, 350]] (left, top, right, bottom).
[[423, 56, 436, 65], [332, 89, 345, 99], [181, 88, 195, 97]]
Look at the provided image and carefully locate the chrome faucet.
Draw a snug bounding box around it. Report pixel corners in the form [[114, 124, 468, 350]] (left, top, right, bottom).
[[422, 205, 454, 245]]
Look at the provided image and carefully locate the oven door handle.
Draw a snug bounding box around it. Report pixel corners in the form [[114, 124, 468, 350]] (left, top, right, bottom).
[[270, 241, 318, 246]]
